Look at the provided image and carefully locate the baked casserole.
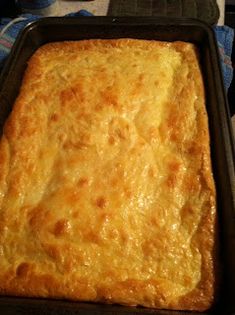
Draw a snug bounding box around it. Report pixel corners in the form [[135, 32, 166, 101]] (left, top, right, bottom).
[[0, 39, 216, 311]]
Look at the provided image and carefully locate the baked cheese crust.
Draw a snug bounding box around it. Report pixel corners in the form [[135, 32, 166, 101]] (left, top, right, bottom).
[[0, 39, 216, 311]]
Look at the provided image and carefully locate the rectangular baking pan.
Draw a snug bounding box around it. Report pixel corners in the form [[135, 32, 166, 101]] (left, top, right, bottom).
[[0, 17, 234, 315]]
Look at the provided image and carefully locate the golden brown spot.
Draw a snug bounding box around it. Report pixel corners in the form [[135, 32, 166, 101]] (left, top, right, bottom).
[[110, 178, 118, 187], [102, 270, 118, 279], [148, 167, 155, 178], [168, 160, 181, 172], [65, 188, 80, 204], [125, 189, 132, 198], [0, 145, 7, 168], [183, 275, 193, 287], [16, 262, 31, 277], [28, 210, 38, 228], [150, 216, 158, 226], [109, 118, 130, 142], [180, 204, 197, 232], [129, 216, 137, 229], [28, 207, 51, 232], [148, 126, 158, 140], [58, 133, 67, 143], [99, 212, 112, 224], [4, 116, 16, 139], [181, 205, 194, 217], [167, 112, 177, 129], [72, 83, 86, 103], [186, 141, 202, 156], [64, 250, 87, 272], [183, 174, 200, 194], [99, 212, 107, 221], [100, 86, 118, 108], [166, 174, 177, 189], [150, 207, 166, 228], [108, 229, 119, 240], [158, 124, 167, 142], [63, 141, 82, 150], [151, 235, 168, 254], [116, 166, 124, 178], [50, 113, 59, 122], [60, 83, 85, 107], [132, 74, 145, 95], [120, 231, 129, 244], [166, 111, 183, 143], [30, 82, 41, 90], [80, 133, 92, 145], [53, 219, 71, 237], [60, 88, 74, 105], [95, 70, 107, 83], [97, 288, 113, 301], [98, 66, 106, 73], [115, 128, 126, 140], [170, 132, 179, 142], [96, 196, 107, 209], [63, 132, 91, 150], [77, 177, 89, 187], [18, 115, 37, 137], [142, 240, 155, 256], [108, 135, 115, 145], [84, 231, 101, 244], [43, 244, 60, 260], [95, 103, 103, 111], [72, 210, 79, 219]]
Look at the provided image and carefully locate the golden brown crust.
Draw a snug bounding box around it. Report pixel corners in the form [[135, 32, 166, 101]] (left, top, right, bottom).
[[0, 39, 216, 311]]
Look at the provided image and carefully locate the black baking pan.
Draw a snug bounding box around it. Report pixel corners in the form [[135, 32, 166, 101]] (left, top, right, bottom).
[[0, 17, 234, 315]]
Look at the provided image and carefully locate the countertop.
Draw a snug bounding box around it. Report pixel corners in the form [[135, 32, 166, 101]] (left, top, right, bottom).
[[54, 0, 225, 25]]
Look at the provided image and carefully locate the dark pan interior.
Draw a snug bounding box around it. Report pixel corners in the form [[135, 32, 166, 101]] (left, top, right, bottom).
[[0, 17, 234, 315]]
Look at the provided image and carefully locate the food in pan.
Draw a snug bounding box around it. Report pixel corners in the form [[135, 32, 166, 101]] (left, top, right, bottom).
[[0, 39, 216, 311]]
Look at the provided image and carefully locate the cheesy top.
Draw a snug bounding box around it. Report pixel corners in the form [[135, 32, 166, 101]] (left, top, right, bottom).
[[0, 39, 216, 311]]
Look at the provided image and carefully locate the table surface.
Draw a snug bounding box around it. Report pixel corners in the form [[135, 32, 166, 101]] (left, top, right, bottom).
[[55, 0, 225, 25]]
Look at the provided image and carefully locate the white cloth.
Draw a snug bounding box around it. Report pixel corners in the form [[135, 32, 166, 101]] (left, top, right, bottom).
[[56, 0, 109, 16], [217, 0, 225, 25]]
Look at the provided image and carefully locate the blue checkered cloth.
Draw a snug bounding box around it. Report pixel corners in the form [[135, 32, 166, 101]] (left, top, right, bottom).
[[0, 14, 234, 91], [214, 25, 234, 90], [0, 15, 40, 66]]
